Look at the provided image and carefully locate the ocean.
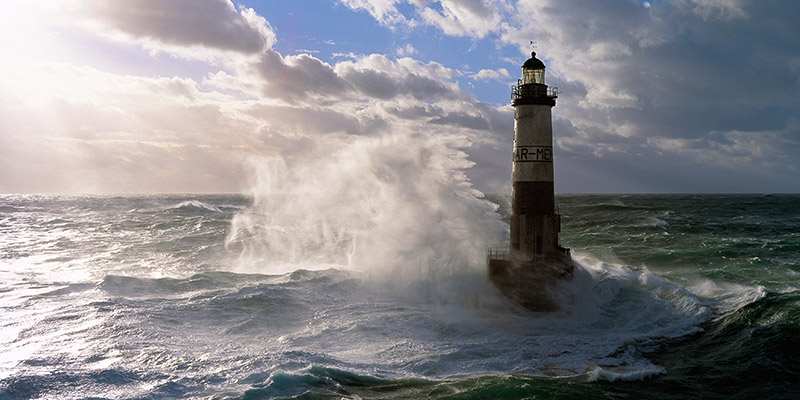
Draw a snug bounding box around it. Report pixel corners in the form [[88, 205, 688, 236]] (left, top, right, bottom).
[[1, 193, 798, 399]]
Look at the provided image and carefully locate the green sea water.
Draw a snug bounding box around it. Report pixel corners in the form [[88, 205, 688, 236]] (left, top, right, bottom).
[[560, 194, 800, 399], [1, 194, 798, 399]]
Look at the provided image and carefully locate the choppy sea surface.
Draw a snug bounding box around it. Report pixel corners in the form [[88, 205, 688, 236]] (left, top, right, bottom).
[[1, 194, 798, 399]]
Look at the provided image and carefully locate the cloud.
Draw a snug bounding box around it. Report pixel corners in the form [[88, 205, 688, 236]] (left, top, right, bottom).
[[430, 112, 490, 131], [4, 0, 798, 194], [0, 4, 504, 194], [417, 0, 505, 38], [470, 68, 510, 81], [338, 0, 413, 27], [208, 50, 465, 105], [336, 55, 462, 101], [499, 0, 800, 191], [244, 103, 389, 138], [339, 0, 508, 38], [396, 44, 418, 56], [80, 0, 276, 58], [673, 0, 749, 20], [0, 58, 257, 193], [254, 51, 353, 102]]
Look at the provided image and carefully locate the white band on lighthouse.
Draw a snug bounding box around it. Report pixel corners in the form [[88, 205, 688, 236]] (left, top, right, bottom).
[[512, 157, 554, 182]]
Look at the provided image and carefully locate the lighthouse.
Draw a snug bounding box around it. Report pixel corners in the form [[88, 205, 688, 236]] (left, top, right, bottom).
[[488, 51, 574, 311]]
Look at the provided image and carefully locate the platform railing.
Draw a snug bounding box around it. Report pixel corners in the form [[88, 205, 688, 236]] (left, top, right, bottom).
[[487, 246, 510, 261], [511, 80, 559, 101]]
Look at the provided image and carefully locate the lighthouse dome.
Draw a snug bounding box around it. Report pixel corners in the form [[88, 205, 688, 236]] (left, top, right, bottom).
[[522, 51, 546, 70], [521, 52, 546, 85]]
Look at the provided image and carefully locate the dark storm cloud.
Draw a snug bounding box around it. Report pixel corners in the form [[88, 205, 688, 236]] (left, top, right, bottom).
[[504, 0, 800, 192]]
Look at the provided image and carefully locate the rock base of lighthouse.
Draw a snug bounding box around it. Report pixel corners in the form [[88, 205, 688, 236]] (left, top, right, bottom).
[[488, 252, 574, 312]]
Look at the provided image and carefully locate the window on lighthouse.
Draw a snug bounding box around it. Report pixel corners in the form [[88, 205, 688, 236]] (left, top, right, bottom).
[[523, 68, 545, 85]]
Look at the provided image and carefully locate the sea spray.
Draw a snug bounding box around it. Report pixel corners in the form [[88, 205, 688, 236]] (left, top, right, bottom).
[[226, 134, 507, 290], [219, 142, 720, 383]]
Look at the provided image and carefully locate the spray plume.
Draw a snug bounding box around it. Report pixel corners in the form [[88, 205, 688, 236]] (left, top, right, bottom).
[[226, 134, 506, 286]]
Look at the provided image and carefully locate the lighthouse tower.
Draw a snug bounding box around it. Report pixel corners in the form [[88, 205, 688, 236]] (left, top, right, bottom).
[[488, 51, 573, 311], [509, 52, 567, 259]]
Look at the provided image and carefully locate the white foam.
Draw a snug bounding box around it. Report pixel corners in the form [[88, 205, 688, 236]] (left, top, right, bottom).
[[687, 278, 769, 313], [171, 200, 222, 213], [587, 364, 666, 382]]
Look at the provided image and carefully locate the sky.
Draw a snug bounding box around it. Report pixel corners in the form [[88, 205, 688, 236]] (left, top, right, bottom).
[[1, 0, 799, 194]]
